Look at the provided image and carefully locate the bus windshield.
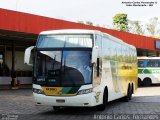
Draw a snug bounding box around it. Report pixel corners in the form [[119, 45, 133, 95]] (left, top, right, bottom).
[[37, 34, 93, 48], [34, 50, 92, 86], [138, 59, 160, 67]]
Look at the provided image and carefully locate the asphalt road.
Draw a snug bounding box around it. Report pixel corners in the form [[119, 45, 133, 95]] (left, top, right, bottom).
[[0, 86, 160, 120]]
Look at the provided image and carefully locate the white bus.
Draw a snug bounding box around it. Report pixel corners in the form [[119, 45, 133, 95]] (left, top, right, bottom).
[[138, 57, 160, 86], [24, 29, 138, 111]]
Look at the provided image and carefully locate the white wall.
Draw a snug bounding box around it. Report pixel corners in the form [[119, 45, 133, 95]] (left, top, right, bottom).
[[0, 77, 32, 85], [0, 51, 33, 85], [5, 51, 32, 71]]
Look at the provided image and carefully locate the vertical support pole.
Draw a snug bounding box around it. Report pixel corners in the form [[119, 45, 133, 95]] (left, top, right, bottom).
[[3, 44, 6, 76], [156, 51, 159, 57], [11, 40, 16, 87], [146, 50, 149, 57], [3, 44, 6, 65]]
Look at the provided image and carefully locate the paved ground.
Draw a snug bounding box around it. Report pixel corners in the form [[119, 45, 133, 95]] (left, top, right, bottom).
[[0, 86, 160, 120]]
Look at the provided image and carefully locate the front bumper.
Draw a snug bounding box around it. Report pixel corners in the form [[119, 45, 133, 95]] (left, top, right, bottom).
[[33, 92, 98, 107]]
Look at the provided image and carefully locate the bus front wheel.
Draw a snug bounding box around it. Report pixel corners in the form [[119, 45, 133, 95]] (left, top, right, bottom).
[[53, 106, 61, 111], [96, 88, 108, 111], [142, 78, 152, 86]]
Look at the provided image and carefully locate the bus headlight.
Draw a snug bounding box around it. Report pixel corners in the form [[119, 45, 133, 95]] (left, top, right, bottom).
[[77, 88, 92, 95], [33, 88, 45, 95]]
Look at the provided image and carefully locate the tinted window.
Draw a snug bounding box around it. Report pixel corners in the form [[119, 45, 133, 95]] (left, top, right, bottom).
[[37, 34, 93, 48], [138, 59, 160, 67]]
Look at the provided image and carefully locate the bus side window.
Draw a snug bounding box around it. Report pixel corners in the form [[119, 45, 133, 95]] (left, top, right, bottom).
[[93, 57, 102, 87], [143, 60, 147, 67], [147, 60, 153, 67], [94, 57, 101, 77], [95, 35, 102, 48], [155, 63, 158, 67], [138, 61, 143, 67]]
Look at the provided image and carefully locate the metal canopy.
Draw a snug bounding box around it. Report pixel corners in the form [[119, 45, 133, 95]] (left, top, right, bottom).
[[0, 8, 160, 51]]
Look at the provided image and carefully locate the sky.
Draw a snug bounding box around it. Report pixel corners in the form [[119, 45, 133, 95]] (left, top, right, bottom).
[[0, 0, 160, 28]]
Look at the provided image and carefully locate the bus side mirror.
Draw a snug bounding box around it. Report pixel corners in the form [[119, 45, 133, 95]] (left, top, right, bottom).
[[24, 46, 35, 66], [92, 46, 99, 63]]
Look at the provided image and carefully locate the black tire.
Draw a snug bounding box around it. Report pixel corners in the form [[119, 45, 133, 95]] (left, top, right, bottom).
[[131, 84, 134, 94], [124, 86, 132, 102], [96, 89, 108, 111], [128, 86, 132, 100], [142, 78, 152, 86], [53, 106, 61, 111], [138, 78, 142, 87]]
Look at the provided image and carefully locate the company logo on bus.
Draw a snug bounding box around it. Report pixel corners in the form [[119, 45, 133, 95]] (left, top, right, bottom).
[[46, 88, 57, 91], [151, 69, 160, 73]]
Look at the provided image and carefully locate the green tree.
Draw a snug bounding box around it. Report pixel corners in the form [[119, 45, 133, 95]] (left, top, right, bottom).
[[77, 20, 84, 24], [77, 20, 93, 26], [86, 21, 93, 26], [129, 20, 144, 35], [113, 13, 128, 32], [146, 17, 158, 37]]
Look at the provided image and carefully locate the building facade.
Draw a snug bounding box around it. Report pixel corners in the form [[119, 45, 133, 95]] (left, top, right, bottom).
[[0, 8, 160, 85]]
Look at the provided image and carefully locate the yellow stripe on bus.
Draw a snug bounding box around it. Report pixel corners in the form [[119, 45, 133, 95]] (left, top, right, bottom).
[[41, 87, 63, 96]]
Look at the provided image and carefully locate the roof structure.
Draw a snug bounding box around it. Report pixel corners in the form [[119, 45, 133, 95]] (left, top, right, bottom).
[[0, 8, 159, 50]]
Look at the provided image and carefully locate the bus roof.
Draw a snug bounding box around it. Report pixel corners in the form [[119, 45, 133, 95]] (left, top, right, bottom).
[[39, 29, 135, 49], [137, 57, 160, 59], [40, 29, 100, 35]]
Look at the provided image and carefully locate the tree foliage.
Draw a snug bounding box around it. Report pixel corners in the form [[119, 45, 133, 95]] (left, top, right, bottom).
[[77, 20, 93, 26], [129, 20, 144, 35], [77, 20, 84, 24], [86, 21, 93, 26], [146, 17, 158, 37], [113, 13, 128, 32]]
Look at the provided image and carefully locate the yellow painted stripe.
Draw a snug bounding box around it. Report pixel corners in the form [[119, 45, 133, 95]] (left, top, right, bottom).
[[41, 87, 63, 96]]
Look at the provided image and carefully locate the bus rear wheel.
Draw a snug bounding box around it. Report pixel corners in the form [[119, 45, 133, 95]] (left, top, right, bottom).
[[124, 85, 132, 102], [138, 78, 142, 87], [142, 78, 152, 86]]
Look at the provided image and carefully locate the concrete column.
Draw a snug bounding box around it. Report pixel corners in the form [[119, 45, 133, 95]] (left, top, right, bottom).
[[11, 40, 17, 87], [3, 44, 6, 65], [156, 51, 159, 57]]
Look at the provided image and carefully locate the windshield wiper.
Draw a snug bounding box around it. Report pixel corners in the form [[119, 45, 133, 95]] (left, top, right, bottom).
[[64, 56, 66, 73], [60, 50, 63, 72], [52, 55, 56, 70], [60, 39, 67, 74]]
